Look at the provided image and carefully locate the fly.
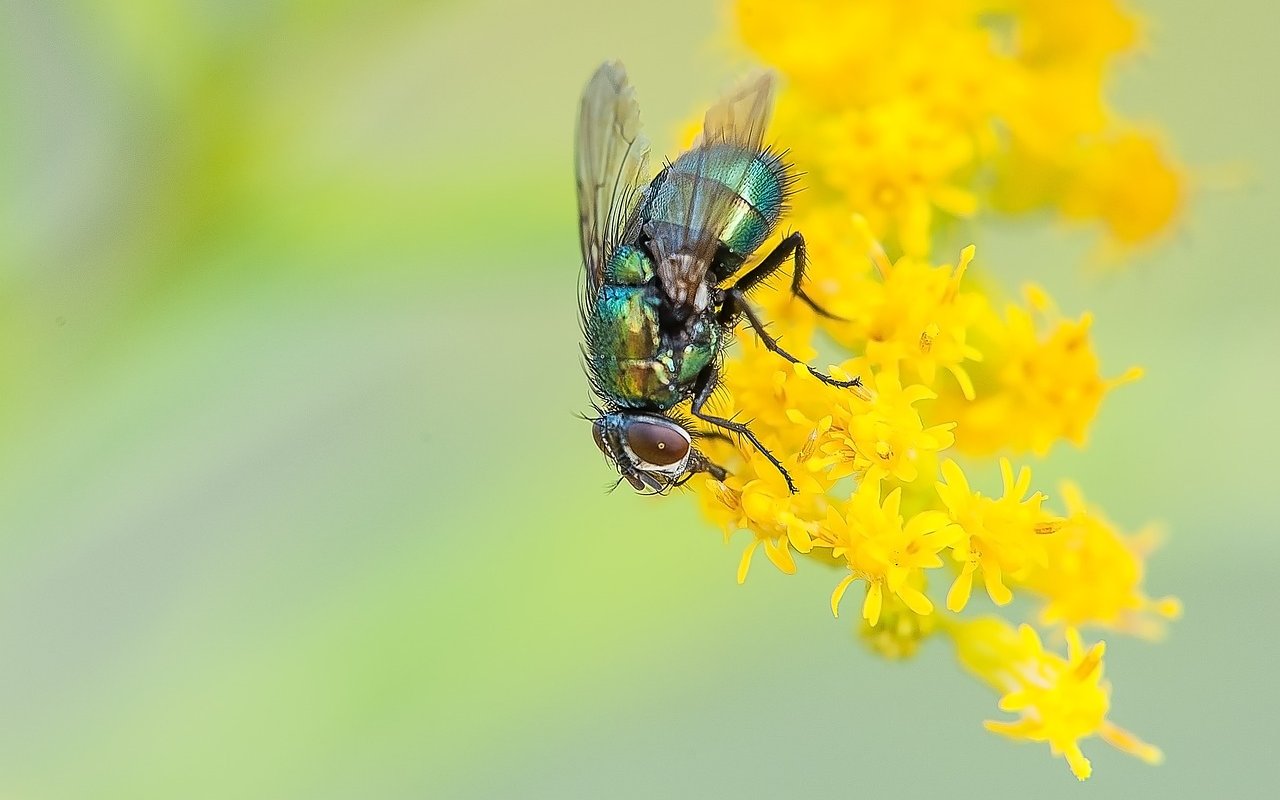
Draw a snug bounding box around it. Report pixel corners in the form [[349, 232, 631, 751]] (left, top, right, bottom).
[[575, 61, 860, 495]]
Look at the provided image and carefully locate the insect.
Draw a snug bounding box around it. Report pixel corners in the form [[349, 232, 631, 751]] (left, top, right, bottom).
[[576, 61, 860, 495]]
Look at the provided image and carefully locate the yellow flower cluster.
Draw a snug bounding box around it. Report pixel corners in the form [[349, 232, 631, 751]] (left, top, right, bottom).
[[737, 0, 1184, 257], [689, 0, 1183, 781], [953, 620, 1165, 781]]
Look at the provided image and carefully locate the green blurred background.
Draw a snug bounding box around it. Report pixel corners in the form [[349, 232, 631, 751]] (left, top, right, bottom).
[[0, 1, 1275, 797]]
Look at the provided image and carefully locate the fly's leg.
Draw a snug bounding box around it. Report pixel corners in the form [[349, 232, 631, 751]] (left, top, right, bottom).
[[674, 452, 727, 488], [718, 289, 862, 390], [690, 366, 797, 494], [693, 429, 736, 446], [684, 431, 731, 483], [736, 231, 843, 320]]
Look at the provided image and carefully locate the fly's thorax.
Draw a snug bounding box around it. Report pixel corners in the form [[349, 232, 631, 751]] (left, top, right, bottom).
[[677, 313, 721, 383], [603, 244, 654, 286], [586, 279, 680, 410], [613, 356, 681, 408], [586, 232, 724, 411], [585, 286, 720, 411], [654, 249, 712, 310], [591, 284, 659, 362]]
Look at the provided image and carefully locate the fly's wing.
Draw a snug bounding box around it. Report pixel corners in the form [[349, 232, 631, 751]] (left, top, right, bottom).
[[654, 71, 777, 305], [576, 62, 650, 301], [700, 70, 776, 151]]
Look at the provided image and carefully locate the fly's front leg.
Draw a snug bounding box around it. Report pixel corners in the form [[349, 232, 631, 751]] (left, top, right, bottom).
[[719, 289, 862, 390], [690, 366, 797, 494], [686, 430, 732, 483], [735, 231, 843, 320], [676, 452, 727, 486]]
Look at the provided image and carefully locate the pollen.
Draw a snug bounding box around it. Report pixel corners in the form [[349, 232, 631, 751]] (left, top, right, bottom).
[[919, 324, 938, 353]]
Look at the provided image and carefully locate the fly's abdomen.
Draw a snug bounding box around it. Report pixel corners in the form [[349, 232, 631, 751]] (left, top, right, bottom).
[[647, 143, 791, 258]]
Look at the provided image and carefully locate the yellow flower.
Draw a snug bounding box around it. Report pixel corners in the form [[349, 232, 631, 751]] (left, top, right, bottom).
[[797, 366, 955, 487], [997, 0, 1140, 69], [822, 481, 962, 625], [1025, 482, 1182, 636], [1060, 131, 1185, 249], [951, 619, 1163, 780], [826, 240, 990, 401], [703, 334, 835, 441], [735, 0, 1183, 253], [940, 289, 1142, 455], [679, 0, 1183, 779], [738, 0, 1009, 119], [695, 448, 832, 584], [936, 457, 1061, 611], [791, 97, 977, 255], [736, 1, 998, 254], [859, 577, 938, 659]]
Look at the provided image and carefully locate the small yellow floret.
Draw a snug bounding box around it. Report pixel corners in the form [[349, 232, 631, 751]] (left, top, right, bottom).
[[1026, 482, 1182, 636], [821, 482, 961, 625], [951, 618, 1163, 780]]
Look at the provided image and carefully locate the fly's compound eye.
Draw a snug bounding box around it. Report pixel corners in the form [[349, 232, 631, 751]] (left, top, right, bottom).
[[625, 420, 691, 468]]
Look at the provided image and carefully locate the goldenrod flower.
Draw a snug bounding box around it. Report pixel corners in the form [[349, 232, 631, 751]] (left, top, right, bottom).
[[735, 0, 1184, 254], [952, 619, 1163, 780], [859, 583, 938, 660], [683, 0, 1183, 779], [795, 366, 955, 486], [1026, 482, 1183, 636], [1060, 131, 1186, 249], [936, 457, 1061, 611], [939, 291, 1143, 455], [822, 482, 961, 624], [828, 241, 990, 402], [697, 445, 832, 584]]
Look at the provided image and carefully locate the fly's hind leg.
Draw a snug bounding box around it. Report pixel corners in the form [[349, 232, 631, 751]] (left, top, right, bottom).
[[736, 231, 843, 320], [689, 366, 797, 494], [718, 287, 862, 390]]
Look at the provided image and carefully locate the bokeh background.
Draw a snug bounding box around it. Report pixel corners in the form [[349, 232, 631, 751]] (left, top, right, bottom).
[[1, 1, 1276, 798]]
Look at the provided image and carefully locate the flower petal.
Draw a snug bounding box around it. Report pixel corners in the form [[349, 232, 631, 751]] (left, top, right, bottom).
[[830, 574, 857, 618], [737, 540, 760, 585]]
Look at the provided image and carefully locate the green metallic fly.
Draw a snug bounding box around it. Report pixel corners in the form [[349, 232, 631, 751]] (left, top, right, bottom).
[[577, 61, 860, 495]]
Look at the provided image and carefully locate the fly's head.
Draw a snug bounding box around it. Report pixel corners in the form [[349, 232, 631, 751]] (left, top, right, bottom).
[[591, 411, 717, 493]]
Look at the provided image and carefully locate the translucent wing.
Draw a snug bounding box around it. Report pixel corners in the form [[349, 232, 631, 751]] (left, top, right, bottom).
[[576, 62, 651, 298], [700, 70, 776, 152], [652, 71, 778, 304]]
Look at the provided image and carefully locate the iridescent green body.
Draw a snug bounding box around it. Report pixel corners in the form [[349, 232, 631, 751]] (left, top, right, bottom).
[[578, 64, 854, 494], [647, 143, 789, 264], [585, 143, 788, 412], [586, 245, 721, 409]]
